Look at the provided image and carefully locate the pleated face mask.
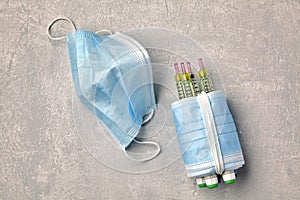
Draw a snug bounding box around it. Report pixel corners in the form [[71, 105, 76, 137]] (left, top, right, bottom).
[[47, 17, 160, 161]]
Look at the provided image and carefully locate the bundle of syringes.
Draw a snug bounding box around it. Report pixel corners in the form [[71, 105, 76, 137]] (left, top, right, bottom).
[[171, 58, 245, 189]]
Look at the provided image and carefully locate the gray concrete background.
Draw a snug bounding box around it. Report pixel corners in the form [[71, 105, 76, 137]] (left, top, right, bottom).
[[0, 0, 299, 199]]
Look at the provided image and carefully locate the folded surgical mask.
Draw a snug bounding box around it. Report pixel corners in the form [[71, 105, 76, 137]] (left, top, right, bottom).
[[171, 60, 245, 188], [47, 17, 160, 161]]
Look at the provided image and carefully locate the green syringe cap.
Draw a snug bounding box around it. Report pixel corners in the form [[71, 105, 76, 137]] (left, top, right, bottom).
[[198, 183, 207, 188], [204, 174, 218, 189], [224, 179, 236, 185], [222, 171, 236, 184], [207, 183, 218, 189], [196, 177, 206, 187]]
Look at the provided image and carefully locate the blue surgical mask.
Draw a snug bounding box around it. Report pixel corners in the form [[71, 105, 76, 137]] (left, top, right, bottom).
[[47, 17, 160, 161], [172, 91, 245, 177]]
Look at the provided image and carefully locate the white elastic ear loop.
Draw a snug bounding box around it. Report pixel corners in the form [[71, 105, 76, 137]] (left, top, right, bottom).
[[122, 139, 161, 162], [142, 110, 155, 125], [95, 29, 113, 36], [47, 17, 77, 41]]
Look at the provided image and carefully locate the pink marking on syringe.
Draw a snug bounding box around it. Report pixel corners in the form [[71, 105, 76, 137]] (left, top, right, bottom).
[[198, 58, 205, 69], [181, 62, 186, 73], [174, 63, 180, 74], [187, 62, 192, 74]]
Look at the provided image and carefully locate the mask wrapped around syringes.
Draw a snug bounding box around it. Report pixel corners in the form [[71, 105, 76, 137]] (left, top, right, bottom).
[[171, 59, 245, 189]]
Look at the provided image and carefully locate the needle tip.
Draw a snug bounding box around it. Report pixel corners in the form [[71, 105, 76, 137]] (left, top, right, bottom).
[[198, 58, 204, 69], [181, 62, 186, 73], [174, 63, 179, 73], [187, 62, 192, 73]]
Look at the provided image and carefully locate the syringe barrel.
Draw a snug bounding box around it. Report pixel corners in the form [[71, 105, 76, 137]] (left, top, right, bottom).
[[181, 78, 195, 98], [198, 68, 214, 93], [189, 72, 201, 95], [175, 75, 185, 99]]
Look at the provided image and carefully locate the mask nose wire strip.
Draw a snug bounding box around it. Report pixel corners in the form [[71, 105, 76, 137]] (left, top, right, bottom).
[[95, 30, 113, 36], [47, 17, 77, 41], [197, 92, 224, 175], [122, 139, 161, 162]]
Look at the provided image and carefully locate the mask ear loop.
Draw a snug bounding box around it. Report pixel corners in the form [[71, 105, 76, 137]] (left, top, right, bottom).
[[141, 110, 154, 125], [47, 17, 77, 40], [122, 109, 160, 162], [95, 30, 113, 36], [122, 139, 161, 162]]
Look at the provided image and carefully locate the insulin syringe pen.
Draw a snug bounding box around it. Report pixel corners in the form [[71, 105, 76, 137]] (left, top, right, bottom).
[[197, 58, 214, 93], [196, 58, 219, 189], [174, 63, 185, 99], [180, 62, 195, 97], [187, 62, 200, 95], [197, 58, 236, 188]]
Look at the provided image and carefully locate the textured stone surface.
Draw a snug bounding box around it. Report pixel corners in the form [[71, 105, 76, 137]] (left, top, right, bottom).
[[0, 0, 299, 199]]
